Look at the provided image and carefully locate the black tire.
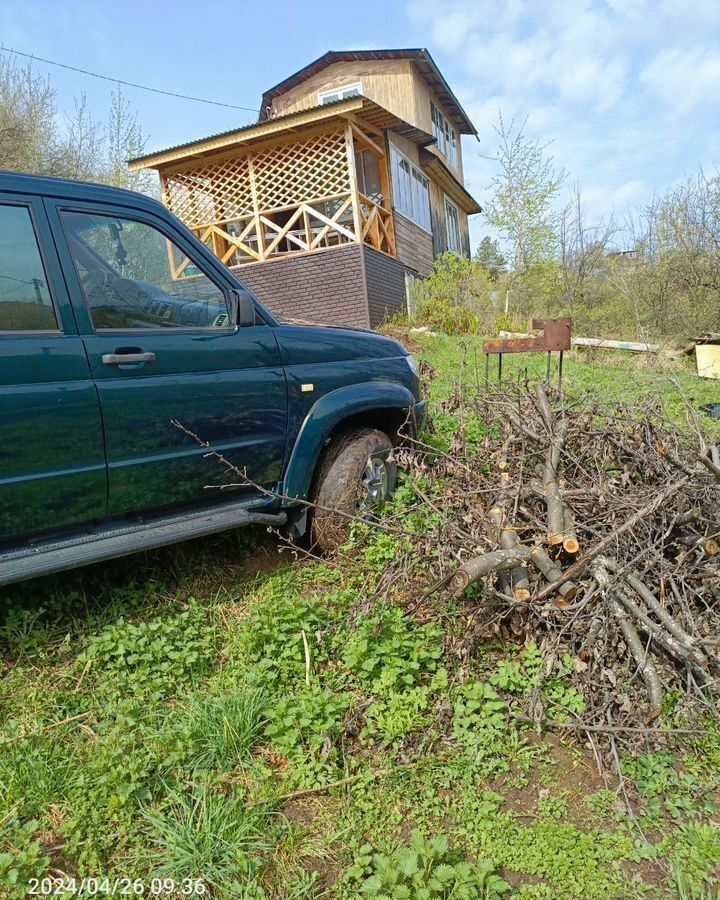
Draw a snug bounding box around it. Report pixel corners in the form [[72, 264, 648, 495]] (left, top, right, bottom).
[[311, 428, 397, 551]]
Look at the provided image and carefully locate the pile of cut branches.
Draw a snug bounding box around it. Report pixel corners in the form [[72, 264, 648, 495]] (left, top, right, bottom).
[[390, 379, 720, 736]]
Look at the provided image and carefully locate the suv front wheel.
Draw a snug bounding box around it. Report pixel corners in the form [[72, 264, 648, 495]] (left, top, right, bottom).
[[311, 428, 397, 551]]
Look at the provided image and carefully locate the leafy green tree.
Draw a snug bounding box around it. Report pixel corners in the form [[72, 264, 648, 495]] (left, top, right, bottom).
[[474, 236, 506, 283], [483, 114, 565, 272], [0, 55, 58, 175], [474, 236, 506, 270]]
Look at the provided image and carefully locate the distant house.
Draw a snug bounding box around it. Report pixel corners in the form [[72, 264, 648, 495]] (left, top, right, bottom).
[[607, 249, 640, 266], [129, 48, 481, 328]]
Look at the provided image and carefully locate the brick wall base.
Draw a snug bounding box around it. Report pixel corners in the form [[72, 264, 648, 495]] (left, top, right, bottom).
[[233, 244, 368, 328], [232, 243, 406, 330], [363, 245, 407, 327]]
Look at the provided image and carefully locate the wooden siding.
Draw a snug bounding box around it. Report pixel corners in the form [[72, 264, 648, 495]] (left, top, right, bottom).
[[271, 60, 418, 124], [386, 129, 421, 166], [408, 68, 465, 179], [393, 212, 434, 276], [270, 60, 464, 180]]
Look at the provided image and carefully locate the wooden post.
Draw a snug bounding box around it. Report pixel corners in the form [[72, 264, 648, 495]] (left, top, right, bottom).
[[378, 133, 392, 211], [160, 173, 180, 279], [376, 129, 396, 256], [247, 154, 266, 262], [344, 122, 362, 245]]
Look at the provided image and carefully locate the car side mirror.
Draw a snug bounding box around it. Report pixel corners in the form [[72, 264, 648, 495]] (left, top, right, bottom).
[[228, 289, 256, 327]]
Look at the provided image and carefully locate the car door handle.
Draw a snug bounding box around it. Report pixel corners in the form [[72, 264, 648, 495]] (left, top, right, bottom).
[[102, 352, 156, 366]]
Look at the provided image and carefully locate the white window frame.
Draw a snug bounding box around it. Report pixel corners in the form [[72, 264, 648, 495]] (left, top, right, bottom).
[[431, 103, 458, 170], [444, 196, 461, 255], [318, 81, 363, 105], [389, 143, 432, 234]]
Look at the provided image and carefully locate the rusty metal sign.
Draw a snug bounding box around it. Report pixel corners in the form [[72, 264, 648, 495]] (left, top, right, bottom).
[[484, 318, 572, 389]]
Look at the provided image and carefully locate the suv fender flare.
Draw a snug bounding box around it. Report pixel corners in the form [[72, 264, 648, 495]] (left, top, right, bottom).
[[281, 381, 415, 502]]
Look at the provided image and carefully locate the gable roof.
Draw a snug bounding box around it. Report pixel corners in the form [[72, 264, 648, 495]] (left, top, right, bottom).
[[259, 48, 477, 136]]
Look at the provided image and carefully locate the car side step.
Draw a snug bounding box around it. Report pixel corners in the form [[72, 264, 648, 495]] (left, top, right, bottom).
[[0, 500, 287, 587]]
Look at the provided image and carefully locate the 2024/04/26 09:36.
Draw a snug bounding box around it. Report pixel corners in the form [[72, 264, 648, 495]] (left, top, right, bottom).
[[27, 877, 206, 895]]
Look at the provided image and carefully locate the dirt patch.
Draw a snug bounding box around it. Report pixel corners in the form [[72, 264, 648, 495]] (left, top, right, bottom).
[[497, 733, 614, 828], [240, 535, 289, 575], [500, 869, 552, 892], [281, 796, 345, 892], [378, 324, 423, 354], [42, 830, 79, 880]]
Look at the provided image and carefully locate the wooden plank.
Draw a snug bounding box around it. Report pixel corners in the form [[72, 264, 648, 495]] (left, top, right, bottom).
[[210, 224, 261, 261], [361, 203, 378, 240], [344, 122, 362, 243], [378, 138, 392, 211], [308, 196, 354, 248], [572, 337, 660, 353], [246, 154, 266, 260], [350, 121, 385, 156], [262, 205, 306, 256]]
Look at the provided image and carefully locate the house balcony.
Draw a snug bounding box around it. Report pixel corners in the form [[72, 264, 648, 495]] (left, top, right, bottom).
[[136, 100, 417, 277]]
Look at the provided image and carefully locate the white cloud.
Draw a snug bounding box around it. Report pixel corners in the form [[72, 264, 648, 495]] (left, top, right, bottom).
[[408, 0, 719, 239], [580, 179, 649, 224], [640, 46, 720, 114]]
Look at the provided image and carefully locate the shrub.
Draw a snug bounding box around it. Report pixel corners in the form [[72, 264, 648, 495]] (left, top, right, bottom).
[[343, 606, 443, 696], [265, 685, 351, 786], [341, 830, 510, 899], [238, 589, 329, 691], [410, 253, 499, 335], [0, 818, 50, 898], [63, 713, 161, 869], [83, 604, 216, 700]]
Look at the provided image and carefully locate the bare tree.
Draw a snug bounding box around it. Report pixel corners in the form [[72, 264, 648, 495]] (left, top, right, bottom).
[[609, 171, 720, 339], [558, 182, 616, 312], [0, 54, 157, 197], [103, 89, 158, 196], [0, 55, 58, 174], [58, 94, 103, 181]]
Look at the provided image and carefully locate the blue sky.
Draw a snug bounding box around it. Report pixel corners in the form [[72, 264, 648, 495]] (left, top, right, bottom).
[[2, 0, 719, 252]]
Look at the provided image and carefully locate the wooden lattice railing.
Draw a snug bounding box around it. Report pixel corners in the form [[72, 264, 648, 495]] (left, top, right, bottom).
[[358, 194, 395, 257], [161, 122, 395, 273], [179, 192, 393, 271]]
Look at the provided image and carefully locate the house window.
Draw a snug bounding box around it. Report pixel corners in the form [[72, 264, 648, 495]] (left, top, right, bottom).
[[318, 82, 362, 105], [431, 104, 458, 170], [355, 149, 383, 204], [445, 197, 461, 254], [390, 144, 431, 233]]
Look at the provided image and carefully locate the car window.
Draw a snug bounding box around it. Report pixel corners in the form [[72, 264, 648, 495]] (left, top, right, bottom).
[[60, 210, 231, 330], [0, 204, 59, 332]]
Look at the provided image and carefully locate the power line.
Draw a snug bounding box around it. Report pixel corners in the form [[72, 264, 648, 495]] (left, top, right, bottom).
[[0, 46, 259, 114]]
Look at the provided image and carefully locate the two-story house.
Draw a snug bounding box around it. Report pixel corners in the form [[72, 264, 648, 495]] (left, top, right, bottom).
[[129, 48, 481, 328]]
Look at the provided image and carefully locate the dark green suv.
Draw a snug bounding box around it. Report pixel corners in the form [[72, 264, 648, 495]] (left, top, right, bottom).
[[0, 172, 424, 585]]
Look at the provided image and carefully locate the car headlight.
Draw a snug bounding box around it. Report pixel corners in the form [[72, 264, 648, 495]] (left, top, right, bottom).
[[406, 355, 419, 378]]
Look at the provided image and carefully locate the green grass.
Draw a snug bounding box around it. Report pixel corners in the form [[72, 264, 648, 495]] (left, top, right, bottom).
[[1, 334, 718, 898], [414, 333, 719, 419]]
